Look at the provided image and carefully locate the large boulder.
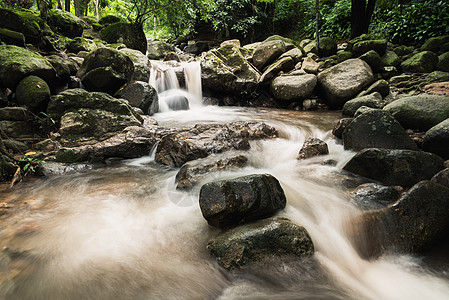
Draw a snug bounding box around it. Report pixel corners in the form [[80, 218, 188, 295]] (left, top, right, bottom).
[[0, 28, 25, 47], [199, 174, 286, 228], [15, 75, 50, 114], [0, 45, 56, 90], [47, 9, 84, 38], [154, 121, 278, 167], [383, 94, 449, 131], [271, 74, 317, 101], [342, 110, 418, 151], [115, 81, 158, 114], [76, 47, 134, 95], [343, 148, 444, 187], [119, 48, 151, 82], [317, 58, 374, 108], [201, 45, 260, 96], [437, 52, 449, 72], [67, 37, 99, 53], [401, 51, 439, 73], [381, 50, 401, 67], [0, 8, 43, 45], [432, 168, 449, 188], [46, 54, 79, 82], [252, 39, 292, 71], [421, 36, 449, 53], [147, 40, 176, 60], [359, 50, 383, 72], [259, 57, 295, 84], [422, 118, 449, 159], [207, 217, 314, 270], [342, 93, 383, 117], [351, 39, 387, 56], [318, 37, 337, 57], [100, 22, 147, 54]]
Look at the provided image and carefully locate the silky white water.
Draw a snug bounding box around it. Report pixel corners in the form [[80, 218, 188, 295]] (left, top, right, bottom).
[[1, 107, 448, 300]]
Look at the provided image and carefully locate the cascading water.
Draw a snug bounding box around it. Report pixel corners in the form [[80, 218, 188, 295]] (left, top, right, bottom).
[[1, 64, 449, 300]]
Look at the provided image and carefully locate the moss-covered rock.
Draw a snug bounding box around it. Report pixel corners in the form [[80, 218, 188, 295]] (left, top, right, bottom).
[[0, 107, 29, 120], [318, 36, 337, 57], [259, 56, 295, 84], [337, 50, 353, 63], [119, 48, 151, 82], [15, 75, 50, 113], [352, 39, 387, 56], [67, 37, 99, 53], [0, 28, 25, 47], [0, 8, 42, 45], [437, 52, 449, 72], [359, 50, 383, 72], [147, 40, 176, 60], [47, 9, 84, 38], [381, 50, 401, 67], [0, 45, 56, 90], [401, 51, 439, 73], [342, 92, 383, 117], [99, 14, 122, 26], [421, 36, 449, 53], [46, 54, 79, 82], [100, 22, 146, 54], [253, 39, 292, 71]]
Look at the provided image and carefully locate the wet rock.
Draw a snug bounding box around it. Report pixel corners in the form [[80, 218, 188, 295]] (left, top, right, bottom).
[[421, 35, 449, 53], [147, 40, 175, 60], [318, 37, 337, 57], [0, 28, 25, 47], [349, 183, 401, 210], [253, 39, 291, 71], [332, 118, 353, 139], [297, 138, 329, 160], [40, 161, 93, 176], [359, 80, 390, 98], [342, 93, 383, 117], [67, 37, 99, 53], [381, 50, 401, 67], [201, 45, 260, 96], [422, 118, 449, 159], [115, 81, 158, 114], [158, 93, 189, 111], [207, 217, 314, 270], [401, 51, 439, 73], [199, 174, 286, 228], [163, 52, 180, 62], [46, 54, 79, 80], [100, 22, 147, 54], [353, 106, 378, 117], [175, 154, 248, 190], [47, 9, 84, 38], [343, 148, 444, 187], [431, 168, 449, 188], [437, 52, 449, 72], [317, 58, 374, 108], [352, 39, 387, 56], [0, 45, 56, 90], [383, 94, 449, 131], [15, 76, 50, 114], [301, 57, 320, 74], [271, 74, 317, 101], [359, 50, 383, 72], [155, 121, 278, 167], [76, 47, 134, 95], [259, 57, 295, 84]]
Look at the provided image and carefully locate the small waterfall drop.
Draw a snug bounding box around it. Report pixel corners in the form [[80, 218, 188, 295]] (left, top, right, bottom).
[[149, 60, 203, 113]]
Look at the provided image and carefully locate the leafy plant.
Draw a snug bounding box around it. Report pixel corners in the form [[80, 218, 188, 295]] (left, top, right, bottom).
[[18, 152, 41, 175]]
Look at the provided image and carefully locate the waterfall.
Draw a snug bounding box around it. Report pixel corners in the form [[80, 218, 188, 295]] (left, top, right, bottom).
[[149, 60, 203, 113]]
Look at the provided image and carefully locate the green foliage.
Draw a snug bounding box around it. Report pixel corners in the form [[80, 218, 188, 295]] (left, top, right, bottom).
[[18, 152, 41, 175], [319, 0, 351, 39]]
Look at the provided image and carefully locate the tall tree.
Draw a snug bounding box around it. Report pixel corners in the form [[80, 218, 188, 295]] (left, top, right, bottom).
[[351, 0, 376, 37]]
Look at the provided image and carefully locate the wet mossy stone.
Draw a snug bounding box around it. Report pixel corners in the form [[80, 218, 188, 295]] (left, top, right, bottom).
[[383, 94, 449, 131], [343, 148, 444, 187], [421, 36, 449, 53], [147, 40, 175, 60], [0, 28, 25, 47], [0, 8, 42, 45], [67, 37, 98, 53], [0, 45, 56, 90], [349, 183, 401, 210], [100, 22, 147, 54], [99, 14, 122, 26], [47, 9, 84, 38], [352, 39, 387, 56], [422, 118, 449, 159], [382, 50, 401, 67], [437, 52, 449, 72], [342, 93, 383, 117], [401, 51, 439, 73], [318, 37, 337, 57], [207, 217, 314, 270], [359, 50, 383, 72], [337, 50, 353, 63], [15, 75, 50, 114]]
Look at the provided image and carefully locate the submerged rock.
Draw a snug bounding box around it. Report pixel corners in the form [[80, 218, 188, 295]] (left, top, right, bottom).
[[207, 217, 314, 270], [297, 138, 329, 160], [349, 183, 401, 210]]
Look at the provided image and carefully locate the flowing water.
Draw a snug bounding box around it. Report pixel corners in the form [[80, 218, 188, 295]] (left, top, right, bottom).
[[1, 63, 449, 300]]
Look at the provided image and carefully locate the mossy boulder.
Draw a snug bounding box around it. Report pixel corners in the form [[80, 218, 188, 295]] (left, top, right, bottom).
[[422, 118, 449, 159], [76, 47, 134, 95], [115, 81, 158, 114], [342, 92, 383, 117], [359, 50, 383, 72], [46, 54, 79, 81], [0, 28, 25, 47], [119, 48, 151, 82], [337, 50, 353, 63], [0, 45, 56, 90], [67, 37, 99, 53], [253, 39, 292, 71], [383, 94, 449, 131], [99, 14, 121, 26], [0, 8, 42, 45], [401, 51, 439, 73], [437, 52, 449, 72], [15, 75, 50, 113], [421, 36, 449, 53], [47, 9, 84, 38], [381, 50, 401, 67], [271, 74, 317, 101], [352, 39, 387, 56], [318, 36, 337, 57], [147, 40, 175, 60], [100, 22, 147, 54]]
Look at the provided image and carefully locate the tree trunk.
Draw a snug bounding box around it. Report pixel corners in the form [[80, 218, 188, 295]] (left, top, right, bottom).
[[95, 0, 99, 21], [351, 0, 377, 38], [65, 0, 70, 12], [74, 0, 81, 17], [316, 0, 319, 50]]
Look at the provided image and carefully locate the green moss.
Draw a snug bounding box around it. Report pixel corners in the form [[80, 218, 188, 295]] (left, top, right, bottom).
[[55, 148, 85, 163]]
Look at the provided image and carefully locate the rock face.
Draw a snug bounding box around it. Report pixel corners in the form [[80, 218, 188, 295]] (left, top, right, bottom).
[[77, 47, 134, 95], [317, 59, 374, 108], [271, 74, 317, 101], [207, 217, 314, 270], [147, 40, 175, 60], [342, 93, 383, 117], [199, 174, 286, 228], [115, 81, 158, 114], [119, 48, 151, 82], [297, 138, 329, 160], [383, 94, 449, 131], [47, 9, 84, 38], [154, 121, 278, 167], [343, 148, 444, 187], [100, 22, 147, 54], [349, 183, 401, 210], [175, 154, 248, 190], [15, 75, 50, 113], [342, 110, 417, 151], [0, 107, 36, 138], [422, 118, 449, 159], [0, 45, 56, 89], [401, 51, 439, 73], [201, 45, 260, 96]]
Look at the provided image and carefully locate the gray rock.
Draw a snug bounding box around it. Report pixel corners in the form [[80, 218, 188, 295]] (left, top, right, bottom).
[[431, 168, 449, 188], [401, 51, 439, 73], [353, 106, 379, 117], [119, 48, 151, 82], [253, 39, 289, 70], [207, 217, 313, 270], [337, 50, 353, 63], [359, 50, 383, 72], [278, 47, 303, 63], [184, 41, 209, 55], [259, 56, 295, 84], [67, 37, 99, 53], [332, 118, 353, 139], [0, 107, 29, 121], [301, 57, 320, 74], [318, 37, 337, 57], [271, 74, 317, 101], [342, 93, 383, 117], [383, 94, 449, 131], [15, 75, 50, 114], [437, 52, 449, 72], [360, 80, 390, 98], [100, 22, 147, 54], [343, 148, 444, 187], [352, 39, 387, 56], [422, 118, 449, 159], [46, 54, 79, 79], [199, 174, 286, 228], [297, 138, 329, 160], [115, 81, 158, 114], [317, 58, 374, 108], [3, 139, 30, 153], [349, 183, 401, 210], [147, 40, 176, 60], [381, 50, 401, 67]]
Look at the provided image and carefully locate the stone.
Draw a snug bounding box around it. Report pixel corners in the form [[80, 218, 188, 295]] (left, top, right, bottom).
[[359, 50, 383, 72], [353, 106, 378, 117], [393, 45, 414, 57], [67, 37, 98, 53], [184, 41, 209, 55], [47, 9, 84, 38], [0, 8, 43, 45], [342, 110, 418, 151], [15, 75, 50, 114], [176, 154, 248, 190], [401, 51, 439, 73], [423, 81, 449, 96], [317, 58, 375, 108], [360, 80, 390, 98], [99, 14, 121, 26], [115, 81, 158, 114], [0, 45, 56, 90], [303, 41, 317, 55], [278, 47, 303, 64], [199, 174, 286, 228], [3, 139, 30, 153], [259, 57, 295, 84], [301, 57, 320, 74], [253, 39, 290, 70], [147, 40, 175, 60], [0, 28, 25, 47], [421, 36, 449, 53], [76, 47, 134, 95], [119, 48, 151, 82], [383, 94, 449, 131], [154, 121, 278, 167], [337, 50, 353, 63], [343, 148, 444, 187], [271, 74, 317, 101], [349, 183, 401, 210], [342, 93, 383, 117], [381, 50, 401, 67], [352, 39, 387, 56], [431, 168, 449, 188], [220, 39, 241, 48], [163, 52, 180, 62], [437, 52, 449, 72], [297, 138, 329, 160], [332, 118, 353, 139], [207, 217, 314, 270], [422, 118, 449, 159], [318, 37, 337, 57], [46, 54, 79, 85], [0, 120, 36, 138], [0, 107, 29, 121], [100, 22, 147, 54]]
